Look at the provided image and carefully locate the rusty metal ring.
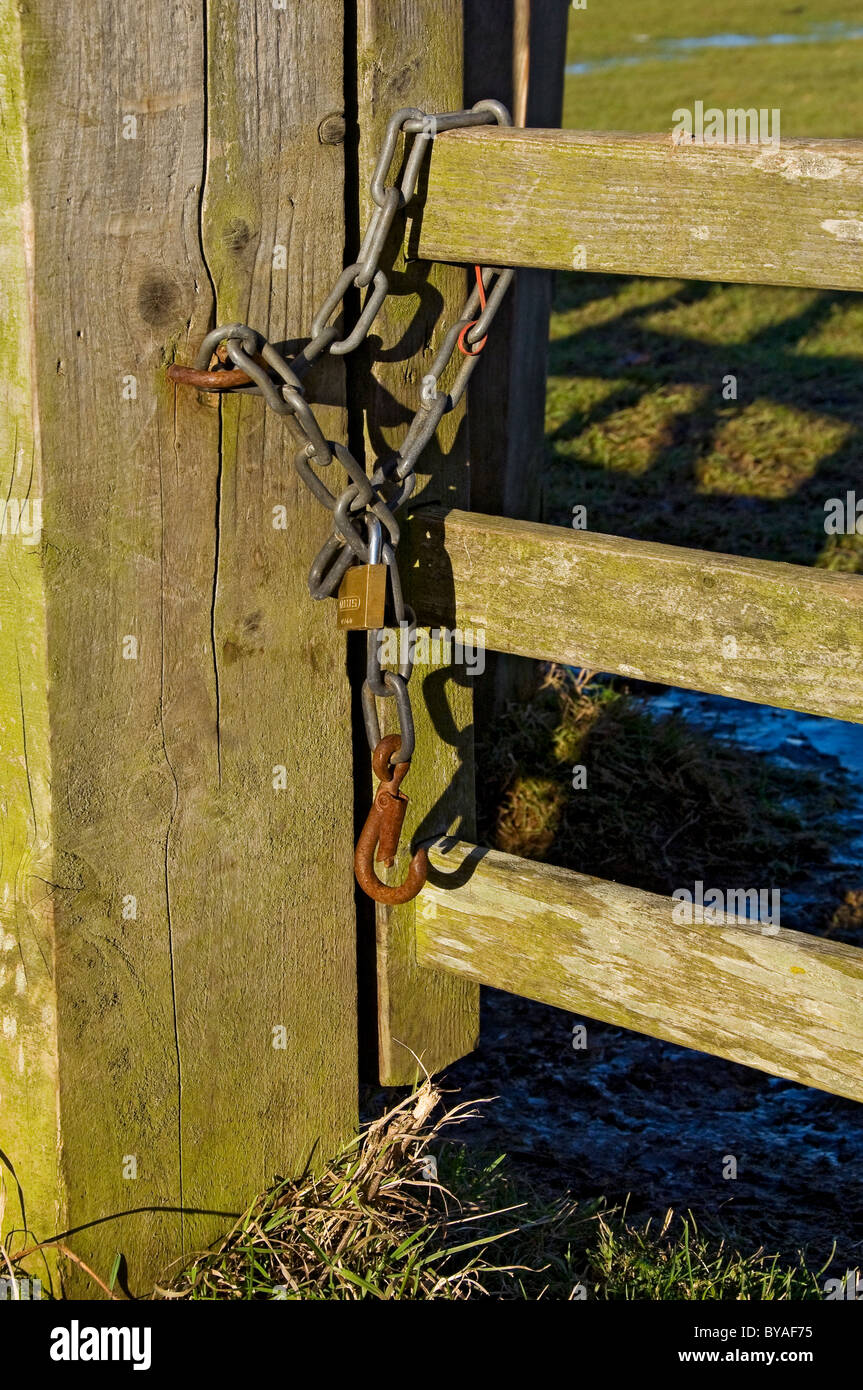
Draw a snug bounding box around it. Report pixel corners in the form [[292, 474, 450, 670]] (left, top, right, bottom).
[[166, 361, 256, 390]]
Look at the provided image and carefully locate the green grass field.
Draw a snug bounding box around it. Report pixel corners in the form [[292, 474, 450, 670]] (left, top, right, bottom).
[[158, 1083, 829, 1300], [551, 4, 863, 573], [565, 2, 863, 135]]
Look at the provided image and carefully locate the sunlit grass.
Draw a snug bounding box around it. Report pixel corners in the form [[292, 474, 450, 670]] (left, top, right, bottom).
[[697, 403, 850, 499], [544, 274, 863, 569], [154, 1082, 834, 1301], [566, 0, 863, 66], [552, 4, 863, 572], [481, 667, 843, 913]]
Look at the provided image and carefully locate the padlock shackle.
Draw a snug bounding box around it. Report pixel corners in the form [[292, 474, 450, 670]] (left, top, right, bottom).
[[366, 513, 383, 566]]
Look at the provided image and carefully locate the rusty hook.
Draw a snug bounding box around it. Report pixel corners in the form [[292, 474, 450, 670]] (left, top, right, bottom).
[[355, 735, 428, 905]]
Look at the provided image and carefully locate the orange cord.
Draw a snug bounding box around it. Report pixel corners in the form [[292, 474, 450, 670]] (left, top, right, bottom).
[[457, 265, 488, 356]]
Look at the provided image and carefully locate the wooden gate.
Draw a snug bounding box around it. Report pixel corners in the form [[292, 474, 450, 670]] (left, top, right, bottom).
[[393, 128, 863, 1102]]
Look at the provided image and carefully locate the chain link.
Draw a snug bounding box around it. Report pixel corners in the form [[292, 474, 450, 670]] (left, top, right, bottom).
[[168, 100, 514, 768]]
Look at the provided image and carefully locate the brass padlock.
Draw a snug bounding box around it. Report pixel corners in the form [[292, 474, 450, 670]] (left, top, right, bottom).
[[337, 517, 387, 630]]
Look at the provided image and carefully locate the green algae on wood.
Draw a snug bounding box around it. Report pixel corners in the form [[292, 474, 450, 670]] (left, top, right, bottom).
[[405, 508, 863, 724], [417, 129, 863, 291], [416, 838, 863, 1103], [0, 0, 60, 1286]]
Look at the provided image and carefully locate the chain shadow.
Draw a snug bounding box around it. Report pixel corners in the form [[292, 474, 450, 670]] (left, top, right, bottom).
[[407, 655, 489, 892]]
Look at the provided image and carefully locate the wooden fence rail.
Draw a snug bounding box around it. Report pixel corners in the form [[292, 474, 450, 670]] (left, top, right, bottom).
[[417, 839, 863, 1104], [405, 509, 863, 724], [415, 128, 863, 291]]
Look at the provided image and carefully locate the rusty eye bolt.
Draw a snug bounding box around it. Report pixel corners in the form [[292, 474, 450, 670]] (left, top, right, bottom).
[[355, 735, 428, 905]]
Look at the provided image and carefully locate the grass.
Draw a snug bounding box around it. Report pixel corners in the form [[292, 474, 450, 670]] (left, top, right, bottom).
[[589, 1208, 825, 1301], [3, 1082, 844, 1299], [554, 2, 863, 577], [153, 1082, 832, 1301], [479, 666, 846, 931], [564, 1, 863, 135], [157, 1085, 506, 1301], [544, 275, 863, 571], [566, 0, 863, 63]]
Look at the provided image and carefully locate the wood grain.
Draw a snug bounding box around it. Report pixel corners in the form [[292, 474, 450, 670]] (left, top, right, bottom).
[[16, 0, 212, 1297], [356, 0, 479, 1085], [405, 509, 863, 724], [417, 839, 863, 1103], [0, 0, 60, 1287], [463, 1, 568, 712], [171, 0, 358, 1260], [5, 0, 357, 1296], [417, 129, 863, 290], [463, 1, 567, 521]]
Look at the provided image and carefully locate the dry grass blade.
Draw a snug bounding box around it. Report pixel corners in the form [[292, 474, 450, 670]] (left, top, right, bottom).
[[160, 1081, 509, 1301]]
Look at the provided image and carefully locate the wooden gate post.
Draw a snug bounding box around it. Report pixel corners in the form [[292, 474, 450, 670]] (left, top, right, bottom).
[[1, 0, 357, 1296], [355, 0, 481, 1084], [464, 0, 568, 519], [354, 2, 569, 1083], [464, 0, 569, 711]]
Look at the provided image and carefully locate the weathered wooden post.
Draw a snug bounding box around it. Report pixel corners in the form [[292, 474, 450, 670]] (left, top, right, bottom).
[[352, 0, 479, 1084], [353, 0, 569, 1085], [2, 0, 357, 1296], [465, 0, 569, 711], [464, 0, 568, 520]]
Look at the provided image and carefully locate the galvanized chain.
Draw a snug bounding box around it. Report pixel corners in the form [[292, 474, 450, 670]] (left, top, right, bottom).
[[168, 101, 514, 899]]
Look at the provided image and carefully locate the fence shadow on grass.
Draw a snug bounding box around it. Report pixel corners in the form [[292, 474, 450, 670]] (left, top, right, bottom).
[[543, 271, 863, 570]]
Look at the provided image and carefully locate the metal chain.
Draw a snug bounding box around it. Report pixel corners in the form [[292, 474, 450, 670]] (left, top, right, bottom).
[[168, 101, 514, 776]]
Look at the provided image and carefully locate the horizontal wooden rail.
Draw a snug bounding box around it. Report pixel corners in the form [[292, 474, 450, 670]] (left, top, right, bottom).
[[417, 840, 863, 1103], [415, 128, 863, 291], [404, 510, 863, 723]]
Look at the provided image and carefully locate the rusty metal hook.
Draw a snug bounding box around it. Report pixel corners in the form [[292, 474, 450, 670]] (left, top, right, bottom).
[[355, 735, 428, 905]]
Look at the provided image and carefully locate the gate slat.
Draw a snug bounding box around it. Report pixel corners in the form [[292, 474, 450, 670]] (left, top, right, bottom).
[[417, 839, 863, 1103], [405, 509, 863, 724], [415, 128, 863, 291]]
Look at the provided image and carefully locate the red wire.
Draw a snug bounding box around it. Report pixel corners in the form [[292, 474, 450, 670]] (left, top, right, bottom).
[[457, 265, 488, 356]]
